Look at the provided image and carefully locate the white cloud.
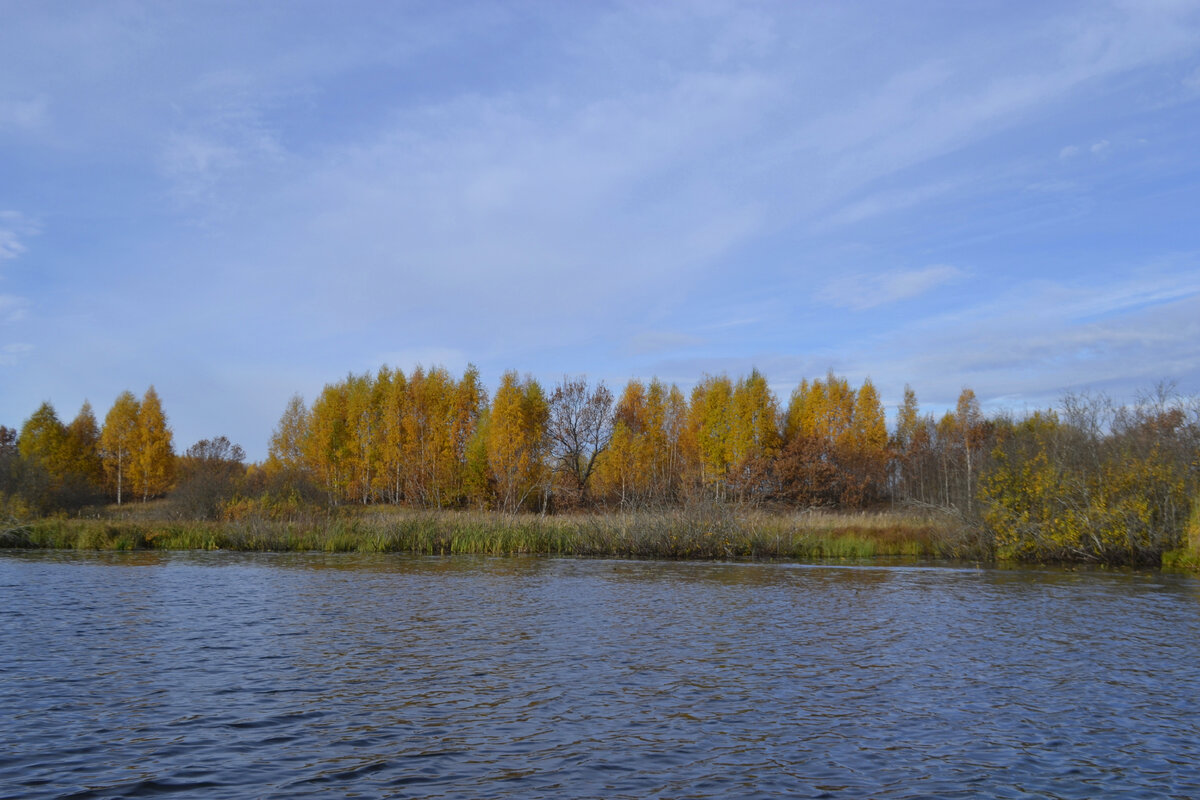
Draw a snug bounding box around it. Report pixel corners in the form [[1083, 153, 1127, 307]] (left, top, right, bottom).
[[820, 265, 963, 311], [0, 295, 31, 323], [0, 231, 26, 261], [854, 260, 1200, 405], [155, 68, 287, 208], [771, 2, 1200, 224], [158, 125, 282, 208], [0, 345, 32, 366], [4, 2, 1200, 448], [821, 180, 961, 228], [240, 66, 775, 352], [0, 211, 39, 261], [1090, 139, 1111, 155]]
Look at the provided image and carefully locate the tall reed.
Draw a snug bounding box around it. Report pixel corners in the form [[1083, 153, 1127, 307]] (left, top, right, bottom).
[[5, 506, 968, 561]]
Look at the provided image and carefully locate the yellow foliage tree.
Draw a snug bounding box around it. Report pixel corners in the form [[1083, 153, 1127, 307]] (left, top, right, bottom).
[[375, 367, 408, 504], [487, 371, 548, 512], [306, 382, 350, 504], [728, 369, 781, 500], [267, 394, 311, 477], [344, 372, 378, 505], [595, 380, 651, 506], [66, 401, 104, 490], [135, 385, 175, 501], [100, 391, 140, 505], [450, 365, 487, 504], [778, 373, 888, 507], [687, 375, 734, 498]]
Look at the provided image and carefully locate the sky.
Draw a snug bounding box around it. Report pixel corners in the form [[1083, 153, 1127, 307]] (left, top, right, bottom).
[[2, 0, 1200, 460]]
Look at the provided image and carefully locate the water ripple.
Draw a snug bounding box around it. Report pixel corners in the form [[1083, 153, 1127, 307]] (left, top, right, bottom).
[[2, 552, 1200, 798]]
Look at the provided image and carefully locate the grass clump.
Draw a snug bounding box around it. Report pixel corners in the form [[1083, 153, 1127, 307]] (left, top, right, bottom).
[[3, 505, 966, 563]]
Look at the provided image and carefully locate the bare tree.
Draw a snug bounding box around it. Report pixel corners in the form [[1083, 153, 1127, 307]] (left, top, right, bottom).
[[171, 436, 246, 519], [548, 376, 615, 507]]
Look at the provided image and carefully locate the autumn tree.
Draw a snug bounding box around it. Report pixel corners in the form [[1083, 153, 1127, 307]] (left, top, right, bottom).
[[264, 393, 317, 502], [18, 402, 69, 477], [727, 369, 781, 502], [135, 386, 175, 501], [845, 378, 888, 505], [276, 364, 485, 508], [687, 375, 735, 499], [344, 372, 378, 504], [777, 373, 888, 507], [65, 402, 104, 493], [594, 378, 688, 507], [22, 401, 106, 511], [652, 381, 689, 504], [595, 380, 650, 507], [306, 381, 350, 504], [955, 387, 985, 514], [462, 408, 493, 509], [267, 394, 310, 474], [449, 365, 487, 504], [487, 371, 549, 513], [374, 368, 408, 504], [974, 394, 1196, 564], [100, 391, 140, 505], [547, 376, 614, 507], [15, 403, 70, 512], [892, 385, 920, 496], [398, 366, 465, 506]]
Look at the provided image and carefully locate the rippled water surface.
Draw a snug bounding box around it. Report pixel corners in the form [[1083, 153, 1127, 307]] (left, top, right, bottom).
[[3, 552, 1199, 798]]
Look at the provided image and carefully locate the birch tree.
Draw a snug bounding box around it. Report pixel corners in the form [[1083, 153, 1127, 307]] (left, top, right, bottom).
[[100, 391, 140, 505]]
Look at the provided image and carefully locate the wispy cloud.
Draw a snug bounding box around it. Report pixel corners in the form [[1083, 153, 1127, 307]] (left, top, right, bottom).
[[3, 2, 1200, 456], [820, 265, 963, 311], [0, 342, 33, 366], [0, 231, 26, 262], [0, 294, 30, 323], [772, 1, 1200, 227], [1185, 65, 1200, 91], [821, 180, 962, 228], [156, 68, 288, 209], [856, 259, 1200, 405], [0, 211, 39, 262]]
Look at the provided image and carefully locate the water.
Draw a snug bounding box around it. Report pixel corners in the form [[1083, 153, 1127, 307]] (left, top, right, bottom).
[[2, 552, 1199, 799]]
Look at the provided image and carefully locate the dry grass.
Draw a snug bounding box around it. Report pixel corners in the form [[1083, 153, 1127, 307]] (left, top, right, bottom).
[[4, 505, 974, 561]]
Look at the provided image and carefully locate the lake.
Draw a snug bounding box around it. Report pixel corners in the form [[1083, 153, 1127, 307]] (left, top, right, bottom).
[[2, 551, 1199, 798]]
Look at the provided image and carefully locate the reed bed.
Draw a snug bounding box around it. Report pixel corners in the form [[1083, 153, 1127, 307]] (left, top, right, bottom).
[[2, 506, 971, 561]]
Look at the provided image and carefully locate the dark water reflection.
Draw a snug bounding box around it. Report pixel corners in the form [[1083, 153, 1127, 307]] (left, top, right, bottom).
[[2, 552, 1199, 798]]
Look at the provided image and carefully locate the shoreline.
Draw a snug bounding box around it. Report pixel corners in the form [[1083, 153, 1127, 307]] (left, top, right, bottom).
[[2, 507, 967, 560], [6, 506, 1194, 569]]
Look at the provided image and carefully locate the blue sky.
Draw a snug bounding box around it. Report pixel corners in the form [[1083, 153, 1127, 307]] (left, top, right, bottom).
[[3, 1, 1199, 459]]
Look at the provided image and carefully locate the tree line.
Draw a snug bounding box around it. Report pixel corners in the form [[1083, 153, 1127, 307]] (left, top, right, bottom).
[[3, 365, 1197, 564], [1, 387, 174, 514], [261, 367, 897, 514]]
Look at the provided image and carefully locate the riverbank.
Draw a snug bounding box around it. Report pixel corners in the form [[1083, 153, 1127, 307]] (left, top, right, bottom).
[[2, 507, 978, 561]]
